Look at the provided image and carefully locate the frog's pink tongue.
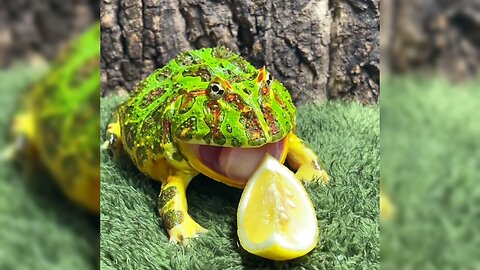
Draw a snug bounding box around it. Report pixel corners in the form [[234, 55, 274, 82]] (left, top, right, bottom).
[[198, 139, 286, 184]]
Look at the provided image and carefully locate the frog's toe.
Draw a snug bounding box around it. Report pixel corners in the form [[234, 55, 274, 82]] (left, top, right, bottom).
[[295, 165, 329, 184], [165, 214, 207, 244], [100, 140, 110, 150]]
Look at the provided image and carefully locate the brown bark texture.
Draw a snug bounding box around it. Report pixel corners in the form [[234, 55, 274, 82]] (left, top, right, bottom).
[[100, 0, 380, 105], [382, 0, 480, 80], [0, 0, 99, 67]]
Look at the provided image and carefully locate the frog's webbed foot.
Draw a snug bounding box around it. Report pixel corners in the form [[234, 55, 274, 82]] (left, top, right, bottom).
[[158, 171, 207, 243], [287, 133, 329, 184], [2, 114, 37, 163], [101, 111, 124, 157], [101, 133, 120, 151], [166, 214, 207, 243], [295, 162, 329, 184]]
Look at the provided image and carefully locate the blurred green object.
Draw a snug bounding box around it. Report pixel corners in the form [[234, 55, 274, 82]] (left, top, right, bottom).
[[5, 23, 100, 213], [381, 76, 480, 269], [0, 66, 98, 269], [101, 97, 379, 269]]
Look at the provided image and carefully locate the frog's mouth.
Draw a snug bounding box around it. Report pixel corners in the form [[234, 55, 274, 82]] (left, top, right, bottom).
[[178, 137, 289, 188]]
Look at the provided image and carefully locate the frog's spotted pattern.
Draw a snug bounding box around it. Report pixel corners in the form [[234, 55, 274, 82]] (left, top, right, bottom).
[[104, 46, 329, 243], [175, 116, 197, 141], [158, 186, 177, 209], [203, 100, 227, 145], [163, 210, 184, 231], [240, 110, 266, 146]]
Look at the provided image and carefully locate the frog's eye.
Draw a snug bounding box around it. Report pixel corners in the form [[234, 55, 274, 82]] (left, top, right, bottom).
[[266, 72, 273, 86], [208, 82, 225, 100]]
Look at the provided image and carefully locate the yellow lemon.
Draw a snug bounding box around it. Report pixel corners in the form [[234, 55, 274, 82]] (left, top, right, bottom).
[[237, 154, 319, 261]]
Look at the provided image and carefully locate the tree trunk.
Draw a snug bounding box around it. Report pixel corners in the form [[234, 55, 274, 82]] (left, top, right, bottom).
[[100, 0, 380, 105], [382, 0, 480, 80]]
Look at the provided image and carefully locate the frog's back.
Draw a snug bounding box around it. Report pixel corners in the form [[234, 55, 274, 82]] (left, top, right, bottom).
[[117, 52, 186, 170]]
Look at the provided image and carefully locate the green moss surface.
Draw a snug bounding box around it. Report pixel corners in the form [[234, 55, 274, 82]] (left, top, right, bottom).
[[381, 76, 480, 269]]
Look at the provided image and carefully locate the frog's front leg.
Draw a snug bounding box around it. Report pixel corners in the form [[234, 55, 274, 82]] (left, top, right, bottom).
[[286, 133, 329, 184], [158, 170, 207, 243]]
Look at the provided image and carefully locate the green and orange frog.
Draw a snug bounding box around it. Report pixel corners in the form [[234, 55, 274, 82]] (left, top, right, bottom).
[[3, 23, 100, 213], [103, 47, 329, 242]]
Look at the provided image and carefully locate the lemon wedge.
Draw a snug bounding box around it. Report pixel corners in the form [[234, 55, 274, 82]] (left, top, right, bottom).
[[237, 154, 319, 261]]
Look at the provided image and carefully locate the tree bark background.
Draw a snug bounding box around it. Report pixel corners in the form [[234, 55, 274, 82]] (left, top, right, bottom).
[[3, 0, 477, 101], [100, 0, 380, 105], [0, 0, 99, 67], [382, 0, 480, 80]]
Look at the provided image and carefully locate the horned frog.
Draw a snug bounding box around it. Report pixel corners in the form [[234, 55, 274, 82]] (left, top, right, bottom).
[[103, 47, 329, 243], [2, 23, 100, 213]]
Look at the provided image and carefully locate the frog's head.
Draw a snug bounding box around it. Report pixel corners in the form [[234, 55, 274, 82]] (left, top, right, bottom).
[[172, 47, 296, 188]]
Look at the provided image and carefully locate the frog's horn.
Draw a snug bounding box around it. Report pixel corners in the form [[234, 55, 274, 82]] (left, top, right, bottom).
[[256, 66, 266, 83]]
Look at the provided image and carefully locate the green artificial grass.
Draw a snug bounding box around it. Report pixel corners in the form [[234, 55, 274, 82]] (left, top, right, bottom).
[[381, 76, 480, 269], [0, 66, 99, 270], [100, 97, 379, 269]]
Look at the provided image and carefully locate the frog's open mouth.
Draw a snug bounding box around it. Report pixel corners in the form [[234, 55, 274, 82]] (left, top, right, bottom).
[[179, 138, 288, 188]]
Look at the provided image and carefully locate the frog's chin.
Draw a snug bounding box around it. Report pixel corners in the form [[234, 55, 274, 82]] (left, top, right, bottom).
[[178, 137, 289, 188]]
